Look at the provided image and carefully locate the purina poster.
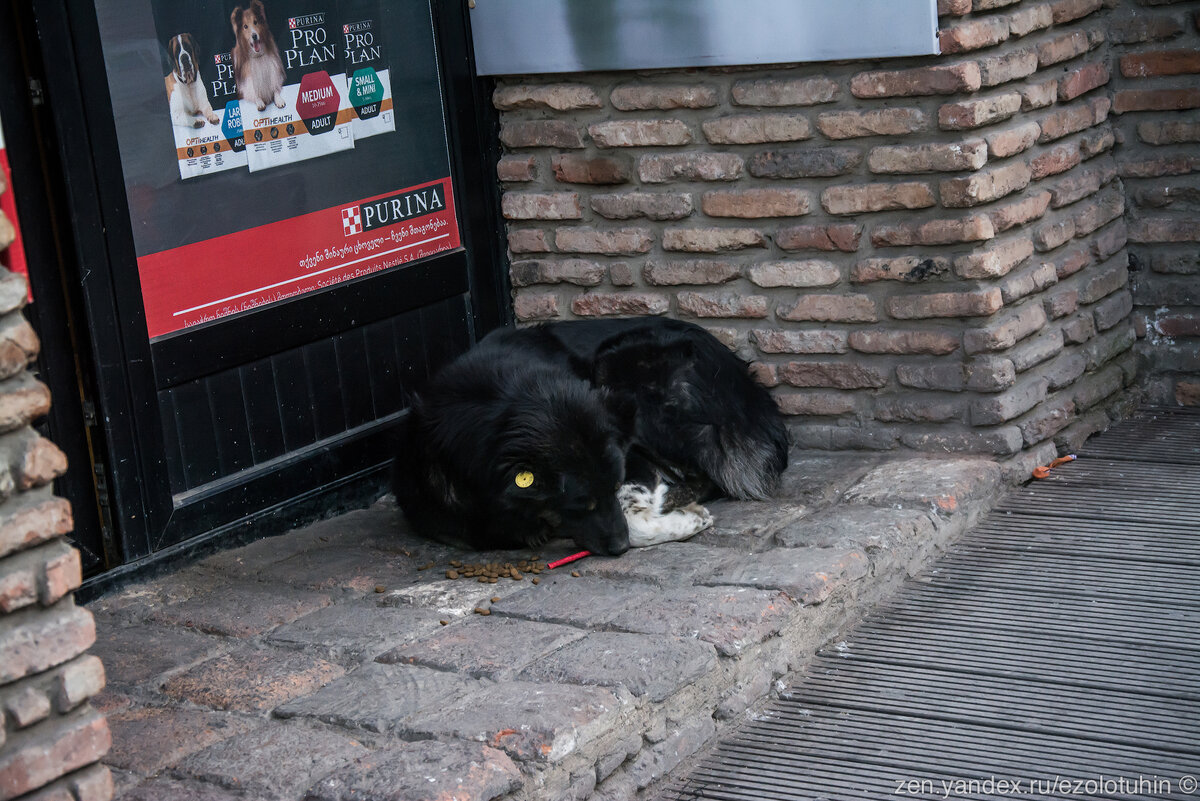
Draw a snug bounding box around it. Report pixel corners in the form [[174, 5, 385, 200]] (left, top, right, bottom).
[[93, 0, 460, 339], [339, 0, 396, 139]]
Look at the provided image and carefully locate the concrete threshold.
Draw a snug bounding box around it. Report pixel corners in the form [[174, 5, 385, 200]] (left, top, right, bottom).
[[87, 450, 1005, 801]]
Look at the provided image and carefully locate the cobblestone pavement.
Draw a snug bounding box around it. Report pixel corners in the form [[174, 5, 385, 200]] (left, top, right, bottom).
[[87, 451, 1005, 801]]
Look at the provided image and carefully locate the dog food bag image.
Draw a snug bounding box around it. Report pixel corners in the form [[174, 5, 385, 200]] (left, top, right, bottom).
[[337, 0, 395, 139], [228, 0, 355, 171], [152, 0, 249, 179]]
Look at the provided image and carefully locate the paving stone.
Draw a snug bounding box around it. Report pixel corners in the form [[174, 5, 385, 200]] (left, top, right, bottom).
[[161, 646, 344, 712], [581, 546, 741, 588], [490, 575, 657, 625], [843, 458, 1002, 514], [516, 631, 718, 702], [687, 500, 808, 549], [403, 681, 624, 763], [103, 706, 257, 775], [173, 722, 369, 799], [304, 740, 521, 801], [119, 777, 245, 801], [145, 577, 332, 637], [248, 545, 418, 595], [627, 714, 717, 789], [275, 662, 485, 733], [773, 506, 938, 552], [86, 570, 210, 620], [376, 616, 585, 679], [608, 586, 795, 656], [701, 547, 870, 605], [89, 617, 225, 686], [266, 598, 445, 663], [777, 452, 883, 507], [379, 574, 535, 619]]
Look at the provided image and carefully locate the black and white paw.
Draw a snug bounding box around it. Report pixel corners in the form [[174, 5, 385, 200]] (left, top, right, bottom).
[[618, 482, 713, 547]]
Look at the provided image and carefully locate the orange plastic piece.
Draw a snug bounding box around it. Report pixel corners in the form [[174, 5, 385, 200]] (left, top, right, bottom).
[[1031, 453, 1077, 479]]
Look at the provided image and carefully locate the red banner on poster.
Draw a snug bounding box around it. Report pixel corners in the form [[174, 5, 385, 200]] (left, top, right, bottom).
[[0, 118, 30, 298], [137, 176, 459, 338]]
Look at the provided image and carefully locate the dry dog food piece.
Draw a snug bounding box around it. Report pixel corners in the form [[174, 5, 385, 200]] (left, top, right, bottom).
[[473, 607, 491, 616], [450, 560, 462, 567], [571, 571, 581, 577], [417, 562, 435, 571], [490, 596, 501, 603], [439, 620, 449, 626], [446, 570, 459, 580], [531, 577, 540, 585], [374, 585, 386, 593]]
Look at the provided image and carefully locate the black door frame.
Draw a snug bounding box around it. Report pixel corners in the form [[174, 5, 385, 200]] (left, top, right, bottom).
[[4, 0, 509, 593]]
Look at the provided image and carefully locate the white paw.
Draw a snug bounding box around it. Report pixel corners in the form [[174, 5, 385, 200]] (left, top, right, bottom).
[[620, 483, 713, 548]]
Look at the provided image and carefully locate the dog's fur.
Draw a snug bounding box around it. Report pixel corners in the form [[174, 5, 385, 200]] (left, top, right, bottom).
[[231, 0, 285, 112], [392, 318, 788, 556], [165, 34, 220, 128]]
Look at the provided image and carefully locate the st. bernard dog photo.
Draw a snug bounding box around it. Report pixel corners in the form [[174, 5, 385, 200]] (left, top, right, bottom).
[[393, 318, 789, 557], [164, 33, 220, 129], [230, 0, 285, 112]]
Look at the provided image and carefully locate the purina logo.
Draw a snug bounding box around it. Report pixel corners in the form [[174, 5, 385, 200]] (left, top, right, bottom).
[[289, 13, 325, 29], [341, 184, 446, 237]]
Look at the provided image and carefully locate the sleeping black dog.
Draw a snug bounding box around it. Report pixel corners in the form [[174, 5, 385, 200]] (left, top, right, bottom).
[[392, 318, 788, 556]]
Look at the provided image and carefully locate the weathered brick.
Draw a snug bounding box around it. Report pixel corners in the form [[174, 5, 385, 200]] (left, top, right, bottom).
[[551, 154, 631, 185], [732, 77, 841, 106], [985, 121, 1040, 158], [775, 223, 862, 252], [1080, 126, 1116, 158], [777, 294, 878, 323], [1034, 217, 1076, 251], [850, 63, 982, 98], [1129, 218, 1200, 243], [514, 292, 558, 322], [940, 160, 1032, 207], [1108, 14, 1185, 44], [1018, 395, 1075, 445], [1037, 30, 1091, 67], [779, 362, 889, 389], [954, 235, 1034, 279], [896, 362, 967, 391], [966, 356, 1019, 392], [816, 108, 928, 139], [677, 292, 768, 319], [1002, 261, 1059, 304], [508, 229, 549, 254], [702, 114, 812, 144], [662, 227, 765, 252], [611, 85, 718, 110], [500, 120, 584, 149], [1008, 3, 1055, 36], [1, 603, 95, 683], [821, 182, 936, 215], [872, 214, 996, 247], [900, 427, 1024, 456], [977, 47, 1039, 87], [939, 16, 1010, 54], [1020, 79, 1059, 111], [56, 654, 106, 713], [510, 259, 604, 287], [963, 301, 1047, 353], [497, 155, 535, 182], [1031, 142, 1082, 181], [571, 292, 669, 317], [1051, 0, 1103, 23], [701, 188, 812, 218], [1094, 289, 1134, 331], [1071, 186, 1124, 236], [874, 396, 966, 423], [970, 376, 1049, 424], [938, 0, 972, 16], [1058, 61, 1111, 101], [1120, 49, 1200, 78], [867, 140, 987, 174], [1043, 350, 1088, 389], [639, 153, 743, 183], [776, 392, 857, 416], [0, 374, 52, 433], [746, 260, 841, 288], [749, 362, 779, 388], [1048, 162, 1111, 208], [748, 147, 863, 179], [751, 330, 850, 354], [556, 227, 653, 255], [988, 190, 1052, 232], [0, 709, 110, 799], [851, 256, 951, 283], [939, 91, 1022, 130], [1112, 88, 1200, 113], [1079, 258, 1129, 304], [589, 120, 692, 147], [975, 0, 1021, 8], [1137, 121, 1200, 145], [888, 288, 1004, 320], [1179, 382, 1200, 406], [1118, 155, 1200, 179], [1038, 99, 1105, 142], [6, 685, 50, 727], [1081, 323, 1134, 371], [493, 84, 601, 111], [0, 493, 74, 560], [1052, 245, 1092, 279], [1044, 286, 1080, 319], [1154, 313, 1200, 337], [591, 192, 694, 221], [643, 260, 741, 286], [501, 192, 581, 221], [610, 263, 635, 286], [849, 330, 961, 355]]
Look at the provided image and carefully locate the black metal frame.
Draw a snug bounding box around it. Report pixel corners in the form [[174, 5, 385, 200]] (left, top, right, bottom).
[[4, 0, 510, 591]]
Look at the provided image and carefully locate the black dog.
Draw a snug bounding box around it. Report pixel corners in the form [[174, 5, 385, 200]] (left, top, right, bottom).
[[391, 318, 788, 556]]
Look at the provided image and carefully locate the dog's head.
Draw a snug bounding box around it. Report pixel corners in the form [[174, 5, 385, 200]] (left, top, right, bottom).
[[231, 0, 273, 56], [168, 33, 199, 83], [493, 380, 633, 557]]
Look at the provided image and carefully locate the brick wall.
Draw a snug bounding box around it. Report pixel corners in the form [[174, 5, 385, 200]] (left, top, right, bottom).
[[0, 177, 111, 797], [493, 0, 1162, 475], [1108, 0, 1200, 407]]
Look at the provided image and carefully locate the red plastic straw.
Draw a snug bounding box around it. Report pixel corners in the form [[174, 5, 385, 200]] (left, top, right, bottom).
[[547, 550, 591, 570]]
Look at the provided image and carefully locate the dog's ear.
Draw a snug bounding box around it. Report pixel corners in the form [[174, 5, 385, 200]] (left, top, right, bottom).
[[598, 387, 637, 442], [231, 7, 243, 34], [251, 0, 267, 23]]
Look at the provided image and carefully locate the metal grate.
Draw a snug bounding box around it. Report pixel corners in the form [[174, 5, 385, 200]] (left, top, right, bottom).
[[661, 407, 1200, 800]]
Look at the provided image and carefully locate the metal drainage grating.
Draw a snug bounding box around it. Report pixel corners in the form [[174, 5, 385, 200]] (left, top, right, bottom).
[[660, 407, 1200, 801]]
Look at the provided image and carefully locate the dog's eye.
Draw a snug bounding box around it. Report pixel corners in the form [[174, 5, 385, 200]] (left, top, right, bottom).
[[586, 499, 596, 511]]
